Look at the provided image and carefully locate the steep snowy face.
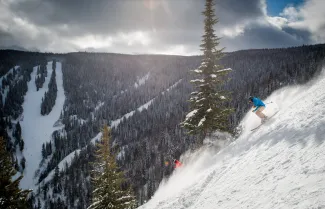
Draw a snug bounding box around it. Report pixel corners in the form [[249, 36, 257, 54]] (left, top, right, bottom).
[[139, 70, 325, 209], [20, 62, 65, 190]]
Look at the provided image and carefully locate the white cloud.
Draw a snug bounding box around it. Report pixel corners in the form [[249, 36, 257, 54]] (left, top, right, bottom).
[[221, 24, 245, 38], [297, 0, 325, 41], [71, 31, 152, 52], [152, 44, 189, 55], [280, 6, 301, 22], [0, 0, 323, 54], [71, 35, 113, 49], [266, 16, 288, 29], [119, 31, 151, 46], [276, 0, 325, 42], [0, 0, 78, 52]]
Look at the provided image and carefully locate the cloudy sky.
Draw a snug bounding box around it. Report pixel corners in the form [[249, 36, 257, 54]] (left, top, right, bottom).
[[0, 0, 324, 55]]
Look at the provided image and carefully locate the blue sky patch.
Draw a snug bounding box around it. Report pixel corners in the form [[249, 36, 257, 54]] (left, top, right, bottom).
[[267, 0, 304, 16]]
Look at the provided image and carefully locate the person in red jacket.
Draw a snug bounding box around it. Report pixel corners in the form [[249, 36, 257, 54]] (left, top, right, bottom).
[[173, 159, 182, 168]]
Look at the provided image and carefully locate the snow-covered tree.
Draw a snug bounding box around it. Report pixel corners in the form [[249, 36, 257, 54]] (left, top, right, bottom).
[[181, 0, 233, 137], [88, 126, 136, 209], [0, 137, 31, 209]]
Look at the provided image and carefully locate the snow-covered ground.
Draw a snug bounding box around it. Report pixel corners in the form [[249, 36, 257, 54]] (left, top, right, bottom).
[[134, 72, 150, 88], [20, 62, 65, 190], [139, 69, 325, 209]]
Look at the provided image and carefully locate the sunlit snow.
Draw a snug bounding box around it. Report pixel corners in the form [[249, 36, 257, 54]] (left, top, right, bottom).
[[139, 69, 325, 209]]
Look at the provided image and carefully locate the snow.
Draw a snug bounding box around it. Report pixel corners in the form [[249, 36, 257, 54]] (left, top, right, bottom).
[[0, 66, 20, 86], [216, 68, 232, 73], [0, 66, 20, 105], [185, 109, 198, 120], [139, 69, 325, 209], [0, 67, 13, 88], [94, 101, 105, 112], [191, 79, 205, 83], [198, 116, 206, 127], [89, 101, 105, 122], [193, 69, 202, 73], [90, 132, 103, 144], [220, 95, 226, 100], [134, 72, 150, 88], [210, 74, 216, 78], [2, 87, 10, 108], [166, 79, 182, 92], [199, 61, 207, 68], [40, 149, 81, 185], [69, 115, 86, 125], [112, 79, 182, 128], [20, 62, 65, 190], [37, 132, 103, 188], [117, 146, 126, 160], [111, 99, 154, 128]]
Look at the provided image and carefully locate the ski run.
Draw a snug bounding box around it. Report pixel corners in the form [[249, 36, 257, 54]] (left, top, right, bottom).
[[20, 61, 65, 190]]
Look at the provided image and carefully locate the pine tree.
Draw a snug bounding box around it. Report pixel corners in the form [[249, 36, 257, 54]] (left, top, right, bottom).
[[41, 143, 46, 159], [88, 126, 136, 209], [0, 137, 31, 209], [53, 166, 60, 186], [181, 0, 233, 137], [20, 157, 26, 171], [14, 122, 22, 141], [19, 140, 24, 152], [8, 118, 12, 129]]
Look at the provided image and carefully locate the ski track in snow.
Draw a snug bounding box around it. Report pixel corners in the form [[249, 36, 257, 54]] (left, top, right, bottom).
[[111, 79, 183, 128], [134, 72, 150, 88], [111, 99, 154, 128], [37, 132, 102, 189], [20, 62, 65, 190], [139, 70, 325, 209]]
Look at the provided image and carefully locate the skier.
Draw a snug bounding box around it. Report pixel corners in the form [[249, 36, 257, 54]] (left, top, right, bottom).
[[249, 96, 268, 123], [173, 159, 182, 168]]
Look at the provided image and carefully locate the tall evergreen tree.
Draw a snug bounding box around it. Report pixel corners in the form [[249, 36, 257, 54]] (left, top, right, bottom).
[[53, 165, 60, 186], [181, 0, 233, 137], [14, 121, 22, 141], [0, 137, 31, 209], [88, 126, 136, 209]]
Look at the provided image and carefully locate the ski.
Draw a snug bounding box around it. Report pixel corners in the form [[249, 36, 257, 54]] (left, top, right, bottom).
[[250, 111, 279, 131]]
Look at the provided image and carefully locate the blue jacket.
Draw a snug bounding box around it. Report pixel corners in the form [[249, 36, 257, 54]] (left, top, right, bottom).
[[252, 97, 265, 112]]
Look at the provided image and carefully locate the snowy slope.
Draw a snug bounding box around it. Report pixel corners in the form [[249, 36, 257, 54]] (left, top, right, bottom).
[[20, 61, 65, 190], [139, 69, 325, 209]]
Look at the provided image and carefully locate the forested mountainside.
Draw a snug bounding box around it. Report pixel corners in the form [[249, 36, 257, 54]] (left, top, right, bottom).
[[0, 50, 48, 77], [0, 44, 324, 208]]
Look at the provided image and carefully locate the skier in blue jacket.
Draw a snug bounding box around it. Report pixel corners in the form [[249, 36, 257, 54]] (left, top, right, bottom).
[[249, 96, 268, 123]]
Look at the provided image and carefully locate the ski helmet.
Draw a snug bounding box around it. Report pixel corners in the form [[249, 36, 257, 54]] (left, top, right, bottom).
[[249, 96, 254, 102]]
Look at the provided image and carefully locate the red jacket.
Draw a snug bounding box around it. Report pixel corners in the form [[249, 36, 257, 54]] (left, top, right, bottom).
[[174, 160, 182, 168]]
